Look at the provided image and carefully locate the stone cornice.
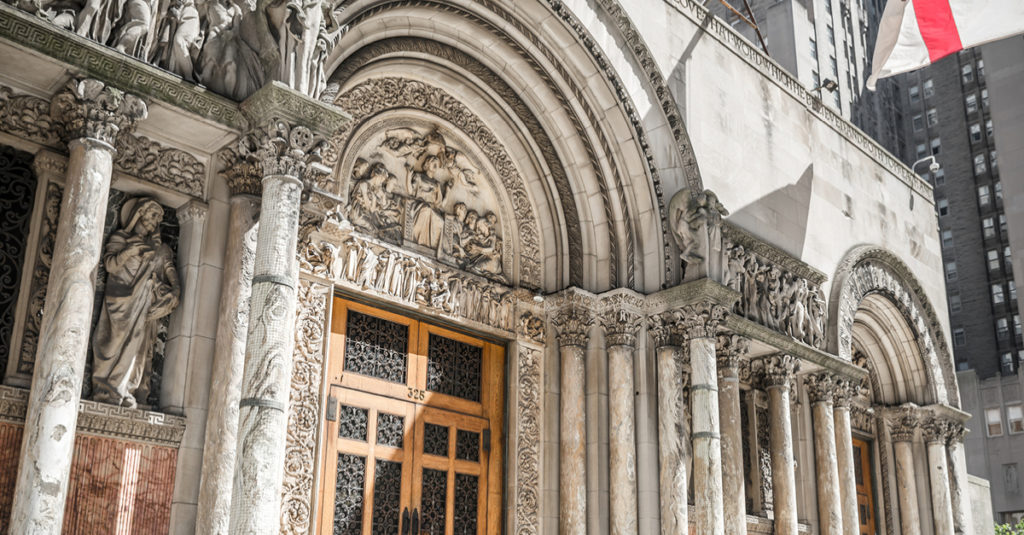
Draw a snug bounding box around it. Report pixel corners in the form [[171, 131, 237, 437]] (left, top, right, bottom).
[[722, 223, 827, 285], [646, 277, 741, 314], [0, 386, 185, 447]]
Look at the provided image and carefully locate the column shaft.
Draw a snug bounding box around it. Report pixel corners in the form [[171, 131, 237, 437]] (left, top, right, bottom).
[[925, 432, 955, 535], [893, 440, 922, 535], [196, 195, 259, 533], [717, 354, 746, 535], [561, 343, 587, 535], [833, 406, 859, 535], [10, 138, 115, 532], [812, 401, 842, 535], [229, 174, 303, 534], [691, 336, 724, 535], [767, 384, 798, 535], [656, 345, 688, 535], [948, 437, 973, 534], [608, 344, 639, 535]]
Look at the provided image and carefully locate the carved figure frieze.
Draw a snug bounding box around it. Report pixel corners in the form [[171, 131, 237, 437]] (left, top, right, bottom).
[[343, 125, 509, 284], [91, 197, 180, 408]]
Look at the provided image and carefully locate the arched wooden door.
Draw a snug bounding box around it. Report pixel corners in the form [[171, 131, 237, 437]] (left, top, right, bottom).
[[318, 299, 505, 535]]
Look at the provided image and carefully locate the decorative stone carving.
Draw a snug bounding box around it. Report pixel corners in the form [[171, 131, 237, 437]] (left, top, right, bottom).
[[50, 79, 147, 145], [234, 117, 330, 186], [647, 311, 677, 348], [947, 422, 967, 445], [832, 378, 861, 409], [804, 372, 838, 404], [0, 85, 60, 145], [669, 188, 728, 281], [91, 197, 180, 408], [552, 305, 594, 348], [513, 345, 543, 535], [758, 354, 800, 388], [922, 417, 952, 444], [518, 312, 545, 344], [850, 404, 874, 432], [677, 301, 728, 340], [14, 182, 60, 377], [602, 308, 643, 348], [715, 333, 749, 372], [889, 406, 920, 443]]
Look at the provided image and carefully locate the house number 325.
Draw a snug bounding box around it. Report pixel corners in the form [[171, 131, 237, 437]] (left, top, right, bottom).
[[407, 388, 426, 401]]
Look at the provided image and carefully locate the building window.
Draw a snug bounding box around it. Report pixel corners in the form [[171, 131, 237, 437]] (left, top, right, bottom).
[[998, 317, 1010, 338], [1006, 246, 1014, 271], [962, 63, 974, 82], [992, 150, 999, 171], [1003, 353, 1017, 375], [1015, 315, 1022, 337], [934, 167, 945, 185], [996, 181, 1003, 201], [930, 137, 941, 155], [983, 217, 996, 239], [966, 93, 978, 113], [983, 88, 990, 108], [946, 261, 958, 281], [909, 84, 920, 103], [986, 119, 994, 137], [1011, 280, 1018, 302], [950, 292, 962, 313], [978, 58, 985, 77], [938, 198, 949, 217], [979, 184, 991, 206], [810, 37, 818, 59], [942, 230, 954, 249], [954, 327, 966, 346], [812, 70, 820, 89], [912, 114, 924, 131], [970, 123, 983, 143], [916, 143, 927, 159], [975, 154, 988, 176], [927, 107, 938, 126], [1001, 214, 1008, 235], [994, 284, 1006, 305], [989, 249, 1001, 271], [923, 78, 934, 98], [987, 407, 1004, 436], [1009, 405, 1024, 434], [827, 24, 835, 43]]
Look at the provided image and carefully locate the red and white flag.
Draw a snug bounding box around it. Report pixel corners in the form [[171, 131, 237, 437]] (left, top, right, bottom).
[[867, 0, 1024, 89]]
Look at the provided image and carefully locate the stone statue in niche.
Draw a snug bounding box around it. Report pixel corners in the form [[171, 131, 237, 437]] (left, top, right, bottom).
[[346, 126, 507, 282], [669, 188, 728, 281], [91, 197, 180, 408]]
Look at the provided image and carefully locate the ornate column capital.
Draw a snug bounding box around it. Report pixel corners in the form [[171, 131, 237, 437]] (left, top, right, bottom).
[[551, 307, 594, 348], [219, 147, 264, 197], [804, 372, 839, 404], [677, 301, 729, 340], [602, 309, 643, 348], [946, 422, 968, 445], [715, 333, 749, 375], [49, 78, 148, 146], [757, 353, 800, 389], [831, 378, 862, 409], [922, 417, 952, 444], [648, 312, 676, 348], [889, 405, 920, 443]]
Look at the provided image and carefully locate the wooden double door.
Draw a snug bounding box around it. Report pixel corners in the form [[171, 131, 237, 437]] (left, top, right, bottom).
[[318, 299, 505, 535]]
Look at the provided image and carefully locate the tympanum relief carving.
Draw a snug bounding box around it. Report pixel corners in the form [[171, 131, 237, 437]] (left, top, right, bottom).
[[344, 123, 509, 284]]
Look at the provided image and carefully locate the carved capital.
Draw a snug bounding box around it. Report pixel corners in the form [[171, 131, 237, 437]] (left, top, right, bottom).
[[804, 372, 839, 404], [946, 422, 968, 445], [758, 353, 800, 389], [219, 147, 264, 197], [831, 378, 862, 409], [677, 301, 728, 340], [716, 334, 749, 375], [237, 118, 330, 186], [922, 417, 952, 444], [50, 79, 147, 145], [889, 406, 920, 443], [518, 312, 545, 344], [551, 307, 593, 348], [647, 312, 677, 348], [602, 308, 643, 348]]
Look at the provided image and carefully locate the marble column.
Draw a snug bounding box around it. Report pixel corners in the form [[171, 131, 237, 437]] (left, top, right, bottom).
[[946, 423, 973, 535], [760, 354, 800, 535], [9, 79, 146, 533], [681, 302, 728, 535], [552, 301, 593, 535], [195, 162, 261, 533], [923, 418, 955, 535], [650, 313, 689, 535], [603, 308, 642, 535], [806, 372, 843, 535], [832, 379, 861, 535], [890, 407, 922, 535], [716, 334, 749, 535], [228, 83, 347, 535]]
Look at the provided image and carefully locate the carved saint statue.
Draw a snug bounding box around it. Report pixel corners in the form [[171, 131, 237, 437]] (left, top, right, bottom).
[[669, 188, 728, 281], [407, 155, 450, 249], [92, 198, 180, 408]]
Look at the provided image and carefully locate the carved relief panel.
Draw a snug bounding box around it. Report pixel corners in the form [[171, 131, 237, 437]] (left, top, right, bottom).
[[339, 117, 511, 285]]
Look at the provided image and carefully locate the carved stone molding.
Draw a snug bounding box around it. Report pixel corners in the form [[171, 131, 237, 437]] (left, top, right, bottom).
[[757, 354, 800, 389], [921, 417, 951, 444], [850, 404, 875, 432], [176, 200, 207, 224], [804, 372, 838, 404], [219, 147, 263, 197], [552, 307, 594, 348], [513, 345, 542, 535], [677, 301, 728, 340], [715, 333, 749, 372], [602, 308, 643, 348], [888, 406, 920, 443], [50, 78, 147, 145], [647, 312, 677, 349], [946, 422, 967, 445], [832, 378, 862, 409], [518, 312, 546, 345], [0, 85, 59, 145]]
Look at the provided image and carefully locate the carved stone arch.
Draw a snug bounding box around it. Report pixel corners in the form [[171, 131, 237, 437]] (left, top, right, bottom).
[[828, 246, 958, 407], [326, 0, 679, 292]]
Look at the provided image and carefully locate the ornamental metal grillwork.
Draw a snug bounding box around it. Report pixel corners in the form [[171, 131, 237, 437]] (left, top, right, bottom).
[[420, 468, 447, 535], [0, 145, 36, 376], [455, 429, 479, 462], [853, 444, 864, 485], [345, 311, 408, 384], [372, 460, 402, 534], [756, 405, 773, 512], [426, 334, 482, 402], [453, 473, 478, 535], [333, 453, 366, 535], [338, 405, 368, 441], [424, 423, 449, 457], [376, 412, 404, 448]]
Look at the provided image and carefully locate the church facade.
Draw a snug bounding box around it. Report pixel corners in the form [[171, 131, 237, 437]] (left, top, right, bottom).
[[0, 0, 988, 534]]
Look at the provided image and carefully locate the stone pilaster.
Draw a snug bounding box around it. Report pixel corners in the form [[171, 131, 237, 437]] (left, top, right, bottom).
[[650, 312, 689, 535], [890, 406, 922, 535], [946, 423, 973, 535], [602, 304, 642, 535], [832, 379, 861, 535], [551, 297, 593, 535], [805, 372, 843, 535], [923, 417, 955, 535], [759, 353, 800, 535], [228, 82, 348, 535], [9, 79, 146, 533], [716, 333, 749, 535], [680, 302, 728, 535], [195, 160, 261, 534]]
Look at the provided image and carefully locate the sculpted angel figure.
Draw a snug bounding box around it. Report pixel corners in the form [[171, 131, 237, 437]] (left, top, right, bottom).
[[669, 189, 728, 280], [92, 198, 180, 408]]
